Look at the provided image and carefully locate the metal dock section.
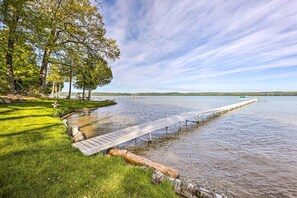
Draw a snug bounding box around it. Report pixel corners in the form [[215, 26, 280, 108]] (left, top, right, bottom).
[[73, 99, 257, 156]]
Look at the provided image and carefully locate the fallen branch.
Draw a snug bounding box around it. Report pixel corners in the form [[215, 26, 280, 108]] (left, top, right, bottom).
[[109, 149, 179, 178]]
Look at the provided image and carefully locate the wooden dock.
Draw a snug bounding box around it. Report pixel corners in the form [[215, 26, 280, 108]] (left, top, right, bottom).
[[73, 99, 257, 156]]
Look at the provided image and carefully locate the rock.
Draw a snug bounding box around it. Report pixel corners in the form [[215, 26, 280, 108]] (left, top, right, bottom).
[[152, 169, 166, 184], [72, 127, 80, 136], [71, 126, 85, 142], [73, 133, 84, 142], [62, 119, 68, 127], [152, 170, 225, 198]]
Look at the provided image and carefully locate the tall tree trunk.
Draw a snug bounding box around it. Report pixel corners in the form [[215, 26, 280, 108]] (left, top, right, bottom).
[[40, 30, 55, 94], [67, 69, 73, 99], [87, 89, 91, 101], [39, 48, 52, 94], [58, 83, 61, 98], [5, 7, 20, 94], [6, 35, 15, 93], [55, 83, 58, 98], [51, 81, 55, 98], [82, 87, 85, 100]]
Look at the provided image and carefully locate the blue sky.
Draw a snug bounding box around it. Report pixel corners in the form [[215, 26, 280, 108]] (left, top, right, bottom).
[[65, 0, 297, 93]]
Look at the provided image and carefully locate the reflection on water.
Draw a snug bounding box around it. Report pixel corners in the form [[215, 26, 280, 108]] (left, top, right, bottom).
[[67, 96, 297, 197], [67, 111, 137, 138]]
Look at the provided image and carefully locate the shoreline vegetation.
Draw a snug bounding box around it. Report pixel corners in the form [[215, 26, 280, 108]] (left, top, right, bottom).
[[62, 91, 297, 97], [0, 99, 177, 198]]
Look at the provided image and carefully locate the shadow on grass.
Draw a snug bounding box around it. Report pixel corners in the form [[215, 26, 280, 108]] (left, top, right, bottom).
[[0, 124, 60, 137], [0, 115, 52, 121], [11, 107, 48, 110], [0, 152, 114, 198], [0, 145, 74, 161], [0, 109, 17, 115]]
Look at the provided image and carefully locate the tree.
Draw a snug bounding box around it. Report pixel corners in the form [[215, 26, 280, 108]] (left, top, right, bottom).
[[47, 63, 64, 98], [36, 0, 119, 94], [0, 0, 120, 96], [0, 0, 34, 93], [86, 60, 113, 101], [0, 27, 39, 95], [74, 55, 112, 101], [62, 45, 82, 99], [13, 40, 39, 95], [0, 29, 9, 94]]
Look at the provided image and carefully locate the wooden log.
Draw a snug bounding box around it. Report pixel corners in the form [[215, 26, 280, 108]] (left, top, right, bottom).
[[109, 149, 179, 178]]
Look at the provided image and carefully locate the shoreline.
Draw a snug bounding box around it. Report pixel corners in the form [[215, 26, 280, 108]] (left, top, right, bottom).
[[61, 99, 117, 141], [61, 92, 297, 97], [65, 101, 227, 198], [0, 99, 177, 197], [59, 99, 117, 119]]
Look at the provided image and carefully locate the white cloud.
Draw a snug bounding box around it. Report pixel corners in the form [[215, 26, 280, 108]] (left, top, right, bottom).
[[99, 0, 297, 92]]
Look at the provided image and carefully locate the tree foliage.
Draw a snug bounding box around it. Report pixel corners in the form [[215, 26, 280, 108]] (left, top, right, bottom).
[[0, 0, 120, 96], [0, 0, 35, 93], [0, 27, 39, 95], [34, 0, 120, 94], [74, 54, 113, 100]]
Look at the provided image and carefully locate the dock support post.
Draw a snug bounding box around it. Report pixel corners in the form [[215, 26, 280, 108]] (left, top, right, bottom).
[[194, 117, 199, 124], [186, 120, 188, 127], [149, 132, 152, 142]]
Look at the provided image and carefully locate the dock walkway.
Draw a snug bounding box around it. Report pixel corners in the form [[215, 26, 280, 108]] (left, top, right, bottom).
[[73, 99, 257, 156]]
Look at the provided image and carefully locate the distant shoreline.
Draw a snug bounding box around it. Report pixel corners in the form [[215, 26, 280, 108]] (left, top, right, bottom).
[[61, 91, 297, 97]]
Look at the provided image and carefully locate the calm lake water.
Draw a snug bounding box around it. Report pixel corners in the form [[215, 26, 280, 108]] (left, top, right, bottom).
[[67, 96, 297, 197]]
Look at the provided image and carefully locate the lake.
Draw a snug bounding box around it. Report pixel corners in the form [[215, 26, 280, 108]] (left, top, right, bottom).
[[67, 96, 297, 197]]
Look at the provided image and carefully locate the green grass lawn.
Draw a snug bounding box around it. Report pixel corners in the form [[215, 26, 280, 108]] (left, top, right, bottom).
[[0, 99, 176, 198]]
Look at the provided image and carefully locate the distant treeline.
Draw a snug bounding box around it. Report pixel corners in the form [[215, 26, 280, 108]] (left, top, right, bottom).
[[61, 91, 297, 96]]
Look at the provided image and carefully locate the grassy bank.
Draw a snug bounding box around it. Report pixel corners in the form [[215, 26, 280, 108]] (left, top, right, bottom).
[[0, 99, 176, 198]]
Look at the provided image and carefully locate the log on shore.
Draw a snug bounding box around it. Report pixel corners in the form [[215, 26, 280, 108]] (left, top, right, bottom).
[[109, 149, 179, 178]]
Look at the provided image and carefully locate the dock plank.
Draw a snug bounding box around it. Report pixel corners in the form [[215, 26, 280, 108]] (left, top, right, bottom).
[[80, 140, 97, 149], [84, 139, 101, 147], [72, 142, 91, 152]]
